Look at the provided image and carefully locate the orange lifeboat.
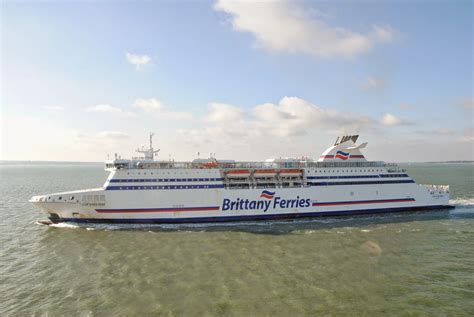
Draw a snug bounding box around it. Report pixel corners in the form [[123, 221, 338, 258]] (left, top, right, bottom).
[[279, 169, 302, 177], [201, 161, 219, 168], [225, 169, 251, 178], [253, 169, 278, 178]]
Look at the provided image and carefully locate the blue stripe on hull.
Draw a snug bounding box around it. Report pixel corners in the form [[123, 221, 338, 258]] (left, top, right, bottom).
[[57, 205, 454, 224], [105, 180, 415, 191]]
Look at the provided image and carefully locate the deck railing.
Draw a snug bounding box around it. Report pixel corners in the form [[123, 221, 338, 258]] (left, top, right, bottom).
[[420, 184, 450, 194], [115, 160, 388, 170]]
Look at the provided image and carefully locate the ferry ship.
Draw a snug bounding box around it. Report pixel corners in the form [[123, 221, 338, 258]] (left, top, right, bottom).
[[30, 134, 452, 224]]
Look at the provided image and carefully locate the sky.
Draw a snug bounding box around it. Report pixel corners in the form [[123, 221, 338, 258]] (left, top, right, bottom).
[[1, 0, 473, 162]]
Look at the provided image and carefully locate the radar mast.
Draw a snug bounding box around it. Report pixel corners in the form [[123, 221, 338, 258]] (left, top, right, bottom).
[[136, 132, 160, 160]]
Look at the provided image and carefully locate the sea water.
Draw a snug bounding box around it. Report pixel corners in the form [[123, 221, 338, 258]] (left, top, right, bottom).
[[0, 163, 473, 316]]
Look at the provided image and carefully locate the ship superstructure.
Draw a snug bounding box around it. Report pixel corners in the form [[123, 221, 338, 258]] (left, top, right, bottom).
[[30, 135, 452, 223]]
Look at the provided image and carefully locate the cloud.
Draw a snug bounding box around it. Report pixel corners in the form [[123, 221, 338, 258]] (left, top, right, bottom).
[[460, 97, 474, 110], [251, 96, 374, 137], [176, 96, 381, 152], [126, 52, 151, 69], [372, 24, 394, 42], [86, 104, 122, 113], [85, 104, 136, 117], [214, 0, 394, 58], [362, 76, 387, 91], [415, 128, 456, 136], [381, 113, 401, 126], [96, 131, 130, 139], [380, 113, 411, 126], [205, 102, 246, 123], [171, 96, 422, 161], [462, 128, 474, 142], [133, 98, 194, 121], [44, 106, 64, 111], [133, 98, 164, 111]]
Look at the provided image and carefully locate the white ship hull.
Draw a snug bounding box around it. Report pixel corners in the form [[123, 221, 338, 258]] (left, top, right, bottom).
[[30, 169, 452, 224]]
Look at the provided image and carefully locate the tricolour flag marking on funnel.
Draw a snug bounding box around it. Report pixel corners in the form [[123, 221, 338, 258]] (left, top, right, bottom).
[[335, 150, 350, 160], [260, 190, 275, 199]]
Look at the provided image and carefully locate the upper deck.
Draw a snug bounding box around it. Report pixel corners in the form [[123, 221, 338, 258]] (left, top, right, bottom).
[[106, 160, 388, 170], [104, 134, 402, 173]]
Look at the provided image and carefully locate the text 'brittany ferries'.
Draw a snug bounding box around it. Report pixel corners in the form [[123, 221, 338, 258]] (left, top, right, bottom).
[[222, 191, 311, 212]]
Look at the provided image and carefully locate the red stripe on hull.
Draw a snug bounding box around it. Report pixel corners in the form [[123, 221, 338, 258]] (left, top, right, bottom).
[[96, 206, 220, 213], [312, 198, 415, 207]]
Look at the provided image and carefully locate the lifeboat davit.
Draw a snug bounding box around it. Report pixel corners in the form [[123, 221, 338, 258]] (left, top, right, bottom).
[[225, 169, 251, 178], [253, 169, 278, 178], [279, 169, 302, 177]]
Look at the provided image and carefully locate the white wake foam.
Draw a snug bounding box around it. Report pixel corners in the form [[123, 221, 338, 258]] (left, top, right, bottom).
[[450, 197, 474, 208], [48, 222, 81, 229]]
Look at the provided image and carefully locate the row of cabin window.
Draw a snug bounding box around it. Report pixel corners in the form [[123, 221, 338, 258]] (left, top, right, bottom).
[[112, 177, 223, 183], [126, 171, 219, 176], [227, 183, 303, 188], [308, 180, 415, 186], [110, 185, 224, 190], [311, 169, 383, 173], [379, 174, 408, 178], [123, 169, 385, 176]]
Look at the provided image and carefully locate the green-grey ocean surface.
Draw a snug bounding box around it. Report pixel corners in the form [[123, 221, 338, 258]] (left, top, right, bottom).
[[0, 163, 473, 316]]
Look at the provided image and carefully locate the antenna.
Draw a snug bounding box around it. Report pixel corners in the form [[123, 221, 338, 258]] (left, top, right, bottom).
[[136, 132, 160, 160]]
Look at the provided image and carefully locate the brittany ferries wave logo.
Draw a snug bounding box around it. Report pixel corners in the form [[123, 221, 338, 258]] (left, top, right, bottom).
[[335, 151, 350, 160], [260, 190, 275, 199], [222, 191, 311, 212]]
